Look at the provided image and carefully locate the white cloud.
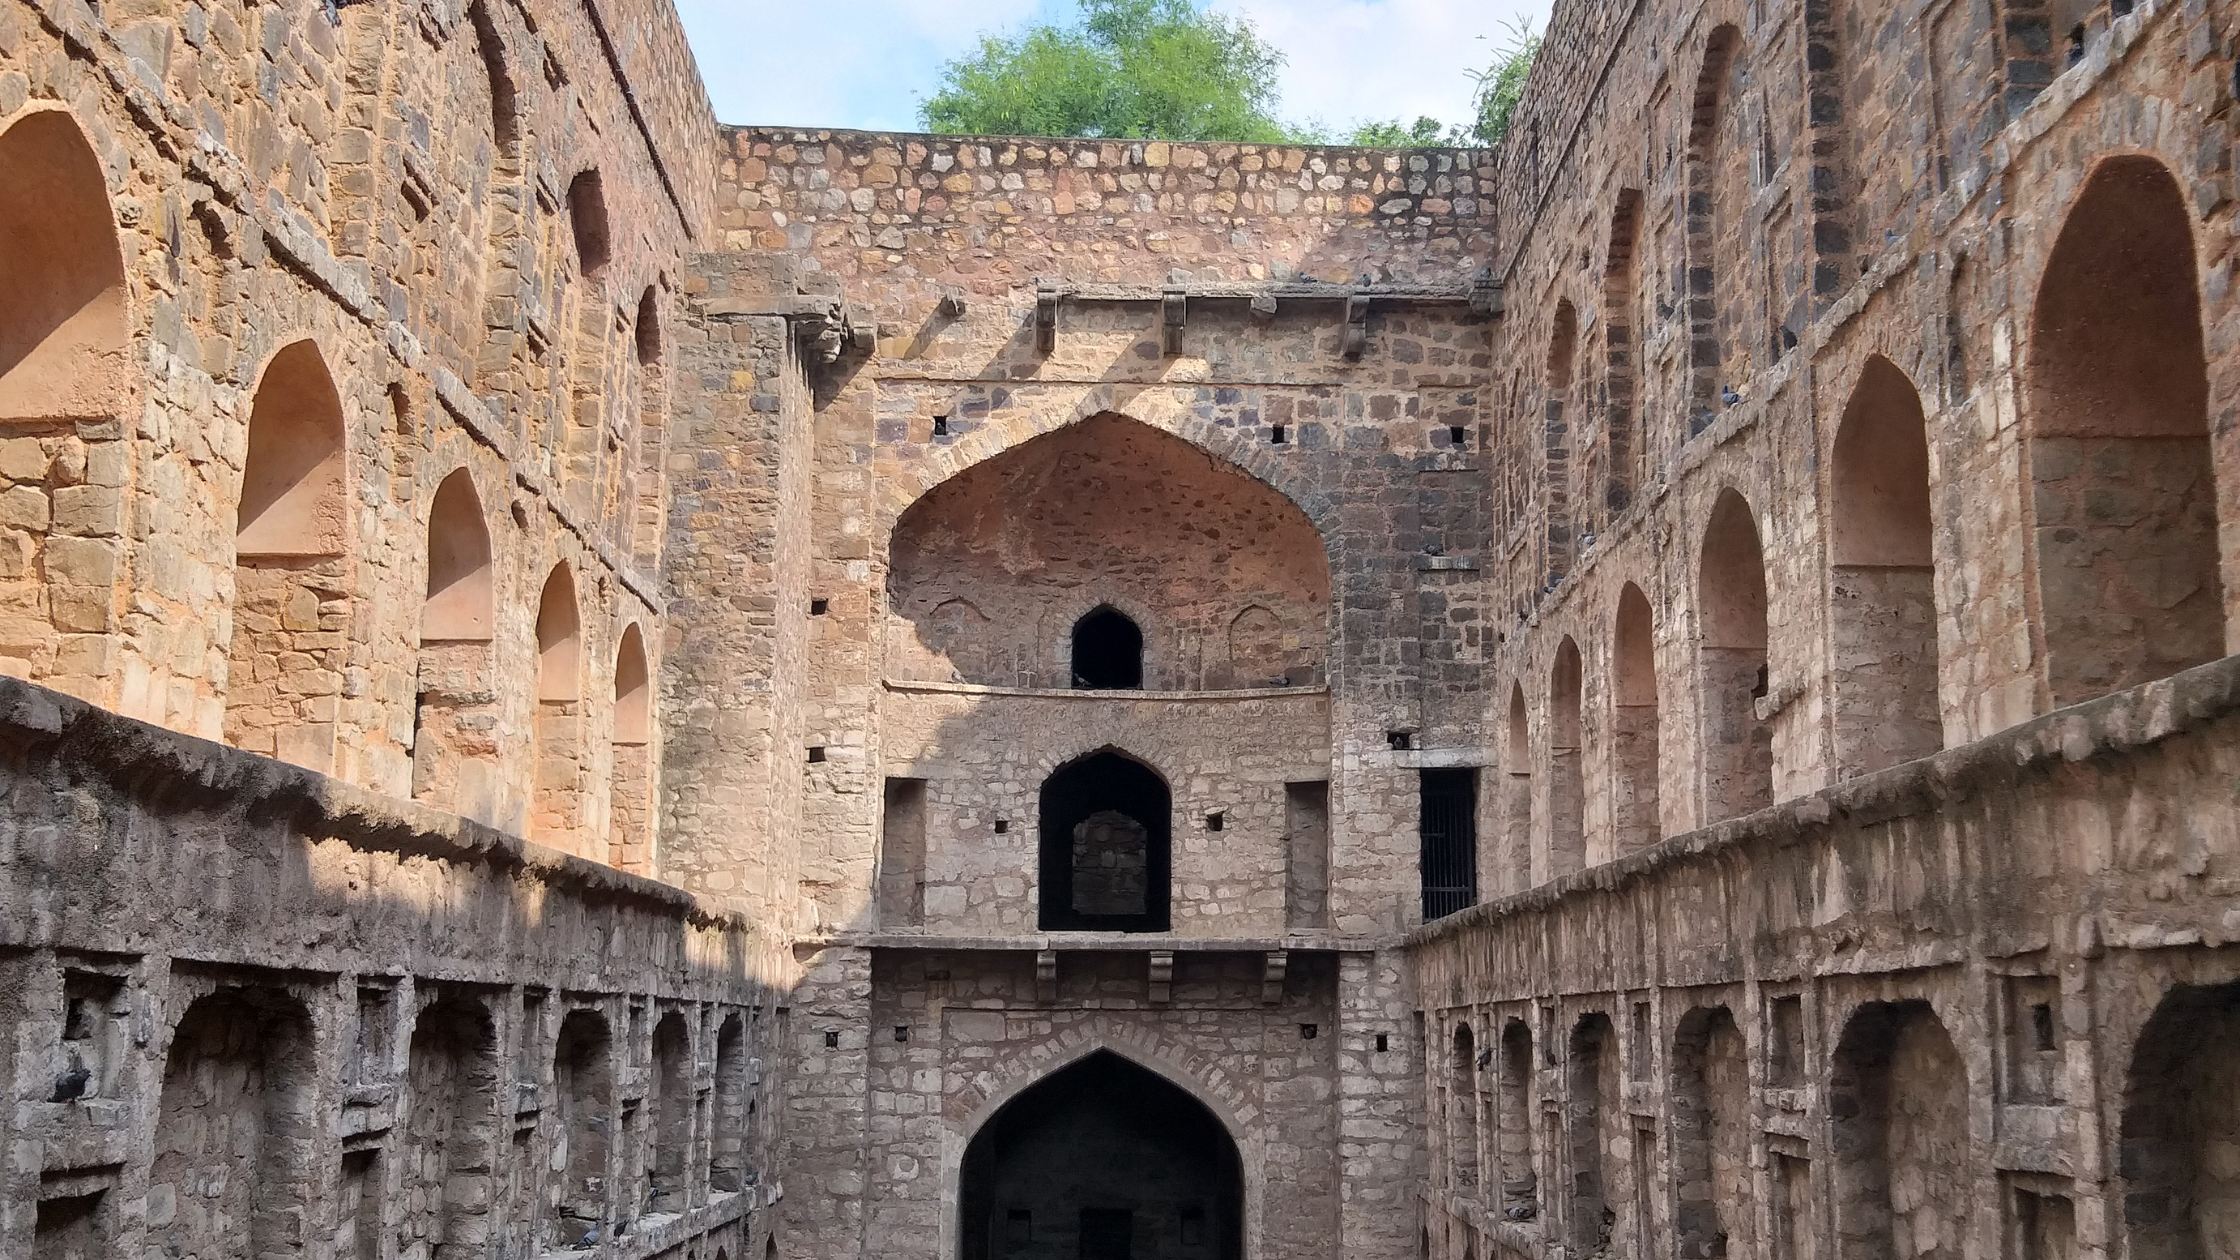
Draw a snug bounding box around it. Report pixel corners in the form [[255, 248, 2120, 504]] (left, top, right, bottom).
[[677, 0, 1551, 135]]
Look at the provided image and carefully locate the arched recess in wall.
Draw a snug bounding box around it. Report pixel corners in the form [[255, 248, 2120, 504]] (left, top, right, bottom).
[[1450, 1024, 1481, 1192], [1566, 1014, 1620, 1256], [648, 1011, 692, 1214], [1072, 605, 1144, 689], [1612, 583, 1659, 853], [550, 1010, 613, 1249], [609, 624, 654, 874], [627, 284, 671, 568], [2119, 981, 2240, 1260], [1830, 1002, 1969, 1260], [414, 470, 502, 821], [149, 989, 316, 1260], [710, 1014, 750, 1193], [1602, 190, 1645, 511], [1698, 489, 1773, 824], [1672, 1007, 1751, 1260], [467, 0, 526, 389], [0, 109, 130, 421], [1683, 26, 1744, 427], [1495, 1020, 1538, 1220], [568, 171, 612, 284], [2028, 155, 2225, 708], [887, 413, 1332, 690], [227, 340, 351, 771], [1548, 638, 1585, 876], [1038, 748, 1172, 933], [1831, 357, 1942, 775], [1545, 300, 1581, 584], [400, 998, 499, 1259], [533, 564, 587, 855], [1502, 684, 1532, 894], [959, 1050, 1244, 1260]]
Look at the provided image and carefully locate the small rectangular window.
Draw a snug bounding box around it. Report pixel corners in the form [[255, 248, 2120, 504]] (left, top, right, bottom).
[[1450, 425, 1468, 446], [1375, 1032, 1389, 1052], [807, 746, 827, 763], [1205, 812, 1224, 832], [1271, 424, 1288, 444], [1419, 768, 1479, 920], [932, 415, 950, 437], [810, 598, 830, 616]]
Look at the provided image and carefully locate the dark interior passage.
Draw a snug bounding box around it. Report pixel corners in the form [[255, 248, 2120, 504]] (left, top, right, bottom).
[[1074, 607, 1145, 690], [1039, 751, 1172, 932], [960, 1052, 1244, 1260]]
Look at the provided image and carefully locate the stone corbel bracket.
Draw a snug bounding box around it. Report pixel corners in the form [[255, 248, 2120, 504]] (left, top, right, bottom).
[[1261, 951, 1289, 1006], [1754, 676, 1807, 723], [1148, 951, 1176, 1005], [1036, 949, 1059, 1003], [700, 293, 872, 366]]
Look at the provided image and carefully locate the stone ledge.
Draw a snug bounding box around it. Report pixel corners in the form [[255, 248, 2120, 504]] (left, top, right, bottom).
[[0, 676, 754, 935], [883, 678, 1329, 702], [1408, 652, 2240, 947], [802, 932, 1386, 953]]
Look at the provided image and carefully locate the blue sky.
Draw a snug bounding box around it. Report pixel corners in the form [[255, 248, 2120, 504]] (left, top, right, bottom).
[[674, 0, 1551, 136]]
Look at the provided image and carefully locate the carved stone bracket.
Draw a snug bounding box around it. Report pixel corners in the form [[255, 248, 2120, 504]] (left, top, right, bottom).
[[1148, 951, 1176, 1005]]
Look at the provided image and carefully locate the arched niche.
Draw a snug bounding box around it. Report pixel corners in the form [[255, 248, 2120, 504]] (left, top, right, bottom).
[[1829, 1001, 1969, 1260], [1830, 357, 1941, 774], [958, 1050, 1244, 1260], [2119, 982, 2240, 1260], [536, 564, 582, 703], [2028, 155, 2225, 707], [400, 998, 499, 1259], [151, 989, 316, 1260], [1612, 582, 1660, 853], [637, 285, 663, 366], [423, 469, 494, 642], [0, 109, 130, 421], [1072, 605, 1143, 690], [568, 170, 611, 282], [550, 1010, 613, 1249], [1449, 1024, 1481, 1192], [238, 341, 348, 557], [1602, 189, 1645, 511], [1684, 25, 1746, 420], [608, 623, 654, 873], [1501, 683, 1532, 893], [1548, 637, 1585, 876], [1672, 1006, 1751, 1260], [1698, 489, 1772, 824], [887, 413, 1331, 691], [1038, 748, 1171, 933]]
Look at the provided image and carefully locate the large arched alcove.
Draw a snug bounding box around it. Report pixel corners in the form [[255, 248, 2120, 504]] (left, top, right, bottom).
[[2028, 155, 2225, 707], [1699, 489, 1773, 824], [0, 109, 130, 420], [959, 1050, 1244, 1260], [888, 413, 1331, 691], [1612, 582, 1660, 853], [2119, 981, 2240, 1260], [1039, 749, 1172, 933]]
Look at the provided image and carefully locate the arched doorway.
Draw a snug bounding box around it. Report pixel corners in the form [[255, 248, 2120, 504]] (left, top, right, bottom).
[[959, 1051, 1244, 1260], [1038, 750, 1172, 932]]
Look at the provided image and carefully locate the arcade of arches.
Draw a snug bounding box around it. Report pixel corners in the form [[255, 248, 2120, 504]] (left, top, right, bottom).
[[4, 0, 2240, 1258]]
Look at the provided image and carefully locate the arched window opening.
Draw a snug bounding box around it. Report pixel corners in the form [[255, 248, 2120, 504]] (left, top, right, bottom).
[[1603, 190, 1645, 511], [1497, 1021, 1539, 1221], [423, 470, 494, 642], [648, 1013, 692, 1215], [1673, 1007, 1750, 1260], [2029, 156, 2224, 707], [533, 564, 587, 855], [400, 999, 498, 1260], [1548, 300, 1579, 391], [637, 286, 663, 366], [1549, 639, 1585, 876], [710, 1015, 750, 1194], [1684, 27, 1744, 424], [1503, 686, 1532, 894], [1831, 358, 1942, 775], [550, 1010, 613, 1250], [1699, 489, 1773, 824], [1567, 1015, 1620, 1256], [1830, 1002, 1968, 1260], [567, 170, 611, 282], [227, 341, 351, 769], [2119, 982, 2240, 1260], [1450, 1024, 1481, 1192], [1072, 606, 1144, 690], [1612, 584, 1660, 853], [150, 990, 315, 1260], [610, 624, 654, 874], [0, 110, 130, 421], [959, 1052, 1244, 1260], [1038, 750, 1171, 933]]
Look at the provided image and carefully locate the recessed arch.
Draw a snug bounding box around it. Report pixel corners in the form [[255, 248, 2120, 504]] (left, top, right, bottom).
[[1684, 24, 1745, 419], [1548, 299, 1579, 390], [2028, 154, 2224, 707], [2119, 981, 2240, 1260], [636, 285, 663, 365], [613, 624, 651, 744], [423, 469, 494, 642], [238, 341, 348, 557], [536, 564, 582, 703], [550, 1010, 613, 1249], [1449, 1023, 1481, 1193], [1038, 748, 1171, 933], [1612, 582, 1660, 852], [1830, 1001, 1969, 1260], [0, 108, 130, 420], [1830, 357, 1941, 774], [1502, 683, 1532, 893], [567, 170, 611, 282], [1603, 189, 1645, 510], [1548, 637, 1585, 877], [151, 989, 316, 1260], [400, 997, 499, 1259], [1072, 605, 1144, 690], [1700, 488, 1772, 823], [1566, 1014, 1620, 1255], [1672, 1007, 1750, 1260], [888, 412, 1330, 691], [958, 1049, 1244, 1260], [609, 623, 654, 873], [1495, 1019, 1538, 1220]]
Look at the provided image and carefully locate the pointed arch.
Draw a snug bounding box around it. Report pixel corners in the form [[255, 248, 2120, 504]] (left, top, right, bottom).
[[413, 469, 501, 821], [238, 341, 348, 557], [1602, 189, 1645, 510], [1502, 683, 1532, 893], [1831, 357, 1941, 775], [0, 109, 130, 420], [2028, 155, 2224, 707], [567, 170, 612, 283], [536, 564, 582, 703], [636, 285, 663, 366], [423, 469, 494, 642], [1496, 1019, 1539, 1220], [1612, 583, 1660, 852], [1450, 1023, 1482, 1192], [1673, 1007, 1751, 1260], [1038, 747, 1171, 933], [2119, 982, 2240, 1260], [1546, 299, 1581, 584], [1699, 489, 1771, 823], [1072, 605, 1144, 690], [1548, 637, 1585, 876], [1684, 25, 1745, 423], [609, 623, 654, 873], [532, 563, 587, 855], [1830, 1002, 1969, 1260]]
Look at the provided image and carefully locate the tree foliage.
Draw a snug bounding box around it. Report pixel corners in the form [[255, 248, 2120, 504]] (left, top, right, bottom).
[[920, 0, 1295, 143], [1465, 19, 1542, 147]]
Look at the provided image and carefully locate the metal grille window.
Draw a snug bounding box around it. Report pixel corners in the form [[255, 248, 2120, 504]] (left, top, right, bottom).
[[1420, 768, 1479, 920]]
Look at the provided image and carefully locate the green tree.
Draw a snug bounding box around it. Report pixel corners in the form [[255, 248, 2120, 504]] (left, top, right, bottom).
[[920, 0, 1296, 142], [1346, 116, 1450, 147], [1465, 19, 1542, 146]]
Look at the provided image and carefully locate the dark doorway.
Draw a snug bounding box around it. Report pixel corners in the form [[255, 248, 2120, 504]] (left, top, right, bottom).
[[1420, 768, 1479, 920], [1039, 751, 1171, 932], [1073, 607, 1145, 689], [960, 1052, 1244, 1260]]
